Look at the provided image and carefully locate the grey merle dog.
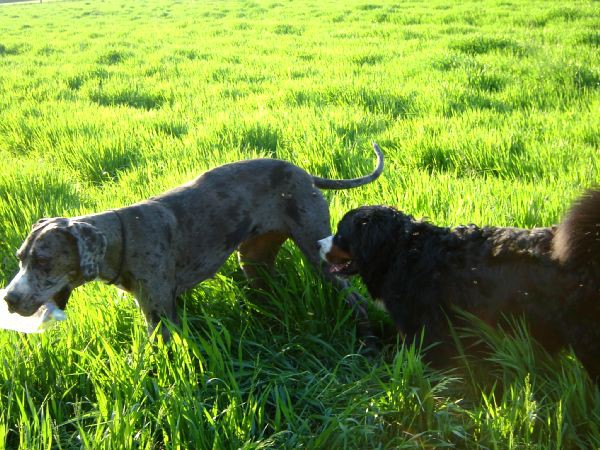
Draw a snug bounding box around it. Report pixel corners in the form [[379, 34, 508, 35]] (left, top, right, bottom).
[[3, 143, 384, 341]]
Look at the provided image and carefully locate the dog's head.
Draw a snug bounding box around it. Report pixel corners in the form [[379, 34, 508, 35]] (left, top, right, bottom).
[[3, 218, 107, 316], [318, 206, 404, 278]]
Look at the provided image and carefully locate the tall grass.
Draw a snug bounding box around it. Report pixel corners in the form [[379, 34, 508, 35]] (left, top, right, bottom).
[[0, 0, 599, 447]]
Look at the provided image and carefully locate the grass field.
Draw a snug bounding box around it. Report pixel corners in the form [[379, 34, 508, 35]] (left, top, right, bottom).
[[0, 0, 599, 447]]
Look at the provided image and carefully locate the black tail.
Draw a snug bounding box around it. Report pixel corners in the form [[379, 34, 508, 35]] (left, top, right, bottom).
[[553, 189, 600, 267], [312, 142, 384, 190]]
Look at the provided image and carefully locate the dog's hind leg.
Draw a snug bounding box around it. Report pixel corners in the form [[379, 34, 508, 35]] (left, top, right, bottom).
[[238, 231, 289, 290]]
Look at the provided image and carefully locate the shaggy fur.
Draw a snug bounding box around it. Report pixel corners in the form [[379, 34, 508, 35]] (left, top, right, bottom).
[[320, 190, 600, 379]]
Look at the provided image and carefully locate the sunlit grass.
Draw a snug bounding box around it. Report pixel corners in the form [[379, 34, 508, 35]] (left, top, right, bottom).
[[0, 0, 599, 447]]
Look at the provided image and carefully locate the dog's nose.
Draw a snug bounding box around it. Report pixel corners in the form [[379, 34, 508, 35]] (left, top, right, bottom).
[[3, 291, 21, 312]]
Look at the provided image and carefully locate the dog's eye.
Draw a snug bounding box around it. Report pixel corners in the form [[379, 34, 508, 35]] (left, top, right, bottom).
[[32, 255, 51, 268], [334, 235, 347, 248]]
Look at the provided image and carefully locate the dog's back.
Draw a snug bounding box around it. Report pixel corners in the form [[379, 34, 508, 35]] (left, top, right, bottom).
[[448, 189, 600, 376], [376, 190, 600, 377]]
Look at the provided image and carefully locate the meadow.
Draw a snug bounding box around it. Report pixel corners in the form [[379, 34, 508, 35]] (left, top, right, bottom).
[[0, 0, 599, 447]]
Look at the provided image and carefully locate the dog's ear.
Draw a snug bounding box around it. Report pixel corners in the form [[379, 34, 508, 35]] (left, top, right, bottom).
[[31, 217, 69, 232], [352, 210, 397, 267], [355, 216, 371, 227], [17, 218, 65, 259], [66, 221, 108, 281], [351, 214, 378, 262], [28, 217, 66, 237], [32, 218, 51, 230]]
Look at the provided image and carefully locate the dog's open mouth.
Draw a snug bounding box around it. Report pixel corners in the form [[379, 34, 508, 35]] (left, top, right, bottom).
[[0, 292, 66, 333], [328, 259, 358, 276], [53, 285, 72, 310]]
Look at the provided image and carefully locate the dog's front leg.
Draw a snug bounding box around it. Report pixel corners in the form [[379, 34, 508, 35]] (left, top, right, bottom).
[[384, 299, 416, 342], [135, 279, 179, 343]]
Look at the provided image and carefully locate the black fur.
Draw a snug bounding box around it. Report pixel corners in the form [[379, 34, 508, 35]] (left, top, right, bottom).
[[328, 190, 600, 378]]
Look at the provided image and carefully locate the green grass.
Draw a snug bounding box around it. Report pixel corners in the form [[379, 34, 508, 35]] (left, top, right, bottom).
[[0, 0, 599, 447]]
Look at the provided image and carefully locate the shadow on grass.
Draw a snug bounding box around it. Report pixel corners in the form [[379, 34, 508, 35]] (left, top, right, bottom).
[[444, 90, 510, 116], [0, 42, 28, 56], [576, 31, 600, 48], [416, 137, 530, 179], [96, 49, 132, 66], [89, 86, 168, 110], [286, 87, 418, 118], [450, 35, 528, 56]]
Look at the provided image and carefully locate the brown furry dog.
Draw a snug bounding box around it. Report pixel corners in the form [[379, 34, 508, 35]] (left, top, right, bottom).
[[319, 190, 600, 379]]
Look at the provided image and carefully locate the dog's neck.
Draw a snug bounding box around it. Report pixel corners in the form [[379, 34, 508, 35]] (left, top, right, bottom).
[[78, 211, 126, 286]]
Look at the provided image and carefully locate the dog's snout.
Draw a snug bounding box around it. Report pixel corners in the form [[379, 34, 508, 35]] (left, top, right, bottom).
[[317, 236, 332, 248], [3, 291, 21, 311], [317, 236, 333, 261]]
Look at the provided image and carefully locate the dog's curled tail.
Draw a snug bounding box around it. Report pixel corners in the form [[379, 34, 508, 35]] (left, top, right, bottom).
[[312, 142, 384, 190], [553, 188, 600, 267]]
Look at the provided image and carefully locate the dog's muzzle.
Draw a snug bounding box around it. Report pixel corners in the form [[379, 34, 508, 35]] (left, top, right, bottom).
[[317, 236, 333, 262], [3, 291, 22, 313]]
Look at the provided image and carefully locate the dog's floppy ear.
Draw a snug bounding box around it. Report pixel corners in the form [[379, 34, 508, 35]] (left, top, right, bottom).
[[351, 209, 398, 267], [17, 217, 64, 259], [351, 213, 382, 262], [32, 218, 51, 231], [65, 221, 108, 281]]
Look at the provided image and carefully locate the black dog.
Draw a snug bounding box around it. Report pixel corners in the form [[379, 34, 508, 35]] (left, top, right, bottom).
[[318, 190, 600, 378]]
